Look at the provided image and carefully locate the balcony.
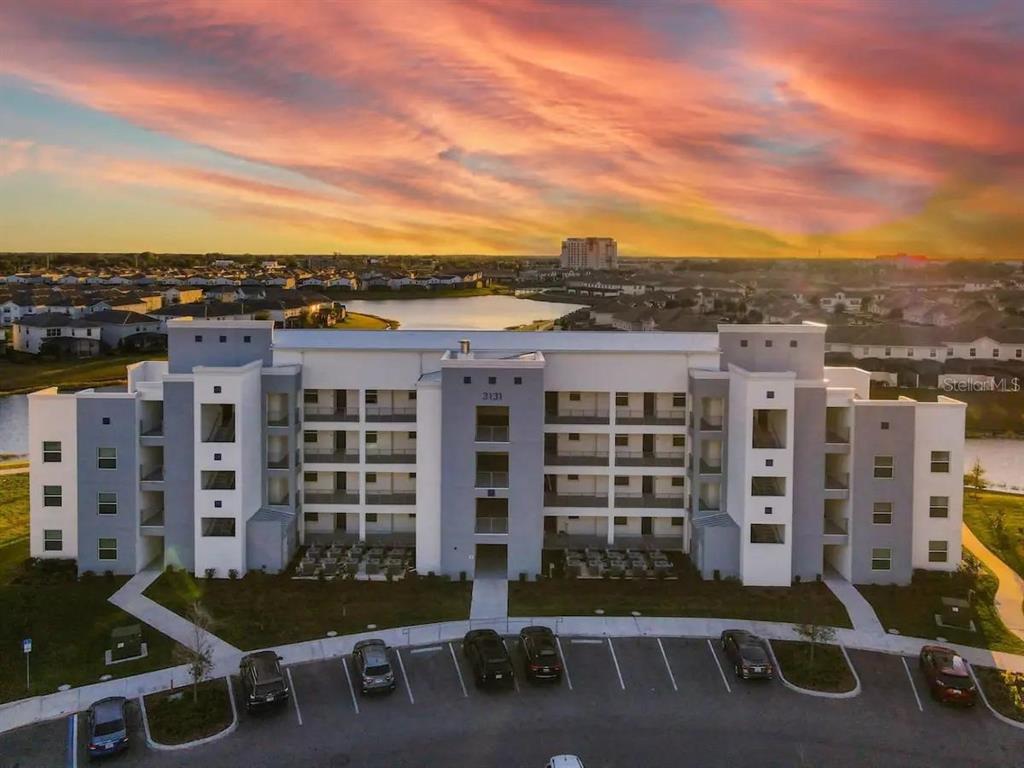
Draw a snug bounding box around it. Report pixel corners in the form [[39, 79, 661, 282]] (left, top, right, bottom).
[[614, 451, 685, 467], [750, 476, 786, 497], [139, 421, 164, 438], [825, 426, 850, 444], [544, 493, 609, 507], [475, 516, 509, 534], [615, 492, 686, 509], [304, 405, 359, 423], [366, 449, 417, 464], [305, 490, 359, 505], [140, 508, 164, 528], [825, 472, 849, 490], [698, 458, 722, 474], [201, 471, 235, 490], [544, 451, 609, 466], [267, 412, 290, 427], [476, 471, 509, 488], [615, 408, 686, 426], [823, 516, 848, 535], [544, 408, 610, 425], [475, 425, 509, 442], [699, 417, 723, 431], [305, 450, 360, 464], [267, 453, 290, 469], [366, 491, 416, 505], [365, 406, 416, 423], [140, 465, 164, 482], [698, 497, 720, 512]]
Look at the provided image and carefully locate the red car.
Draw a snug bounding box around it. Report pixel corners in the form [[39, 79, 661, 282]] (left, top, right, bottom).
[[919, 645, 977, 706]]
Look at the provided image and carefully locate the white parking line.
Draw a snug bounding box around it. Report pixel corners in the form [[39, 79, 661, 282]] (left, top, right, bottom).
[[607, 638, 626, 691], [411, 645, 443, 654], [555, 636, 573, 691], [449, 642, 468, 698], [657, 638, 678, 692], [286, 668, 303, 726], [395, 648, 415, 704], [706, 639, 732, 693], [901, 656, 924, 712], [341, 657, 360, 714], [570, 638, 604, 644]]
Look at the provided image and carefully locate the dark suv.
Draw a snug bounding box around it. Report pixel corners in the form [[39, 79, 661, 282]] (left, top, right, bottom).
[[720, 629, 774, 680], [519, 626, 563, 682], [463, 629, 514, 688], [239, 651, 290, 712], [352, 639, 397, 694]]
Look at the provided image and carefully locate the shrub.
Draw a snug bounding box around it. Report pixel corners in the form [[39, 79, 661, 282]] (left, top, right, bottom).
[[519, 572, 527, 583], [228, 569, 239, 580], [204, 568, 217, 580], [459, 571, 467, 582]]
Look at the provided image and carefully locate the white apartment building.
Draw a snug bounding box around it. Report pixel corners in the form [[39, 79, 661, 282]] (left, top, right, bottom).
[[560, 238, 618, 271]]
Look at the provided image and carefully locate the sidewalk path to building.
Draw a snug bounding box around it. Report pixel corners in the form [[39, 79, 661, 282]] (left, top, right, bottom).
[[823, 568, 885, 634], [0, 466, 29, 476], [963, 523, 1024, 643], [7, 612, 1024, 736], [469, 576, 508, 620], [108, 566, 241, 660]]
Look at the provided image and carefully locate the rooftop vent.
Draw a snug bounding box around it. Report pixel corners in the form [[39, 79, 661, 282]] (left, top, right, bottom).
[[459, 339, 471, 356]]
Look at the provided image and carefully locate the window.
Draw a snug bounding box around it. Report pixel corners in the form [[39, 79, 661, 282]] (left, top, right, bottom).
[[789, 340, 798, 348], [930, 451, 950, 473], [969, 347, 977, 357], [304, 472, 318, 483], [615, 393, 629, 407], [408, 391, 417, 401], [98, 538, 118, 561], [567, 474, 579, 481], [568, 433, 580, 441], [488, 376, 497, 385], [880, 421, 889, 430], [930, 350, 936, 358], [201, 517, 236, 537], [672, 435, 685, 447], [929, 496, 949, 518], [740, 339, 748, 348], [614, 476, 629, 486], [408, 431, 416, 439], [871, 547, 892, 571], [1017, 349, 1023, 359], [213, 385, 222, 394], [194, 335, 203, 342], [765, 458, 774, 467], [214, 500, 222, 509], [885, 347, 892, 357], [304, 512, 319, 523], [766, 390, 775, 399], [672, 393, 686, 408], [514, 377, 522, 385], [366, 432, 378, 444], [671, 476, 684, 487], [873, 456, 894, 479], [304, 390, 318, 404], [750, 523, 784, 544], [409, 472, 416, 479], [994, 349, 1000, 358], [42, 441, 61, 462], [614, 435, 629, 447], [43, 485, 62, 507], [97, 492, 117, 515], [366, 513, 378, 523], [366, 473, 377, 483], [219, 335, 227, 343], [764, 506, 773, 515], [304, 430, 317, 443], [244, 335, 252, 343], [365, 390, 378, 405], [569, 392, 581, 402], [765, 340, 773, 348], [214, 453, 221, 461], [97, 447, 117, 469], [613, 516, 628, 526], [43, 529, 62, 552], [670, 517, 684, 526], [928, 540, 949, 563], [872, 502, 892, 524], [102, 417, 110, 425], [464, 376, 472, 384]]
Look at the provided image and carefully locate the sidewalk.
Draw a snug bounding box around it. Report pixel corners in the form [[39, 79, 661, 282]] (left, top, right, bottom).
[[963, 523, 1024, 643], [822, 568, 885, 634], [469, 576, 508, 619]]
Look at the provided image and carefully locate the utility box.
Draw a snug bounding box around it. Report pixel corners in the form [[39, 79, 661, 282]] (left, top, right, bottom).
[[110, 625, 143, 662], [939, 597, 974, 631]]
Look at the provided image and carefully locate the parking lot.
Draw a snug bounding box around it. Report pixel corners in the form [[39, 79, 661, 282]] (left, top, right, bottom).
[[2, 635, 1022, 768]]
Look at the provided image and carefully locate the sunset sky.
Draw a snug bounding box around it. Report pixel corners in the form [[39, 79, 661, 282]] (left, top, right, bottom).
[[1, 0, 1022, 258]]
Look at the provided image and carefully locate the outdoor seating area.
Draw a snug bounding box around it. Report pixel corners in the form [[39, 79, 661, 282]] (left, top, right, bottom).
[[563, 547, 677, 579], [293, 543, 414, 581]]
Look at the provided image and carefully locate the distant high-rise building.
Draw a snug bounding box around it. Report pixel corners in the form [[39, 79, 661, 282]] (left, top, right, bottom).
[[560, 237, 617, 270]]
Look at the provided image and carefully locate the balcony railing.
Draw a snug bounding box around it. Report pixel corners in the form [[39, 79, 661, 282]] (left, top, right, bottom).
[[475, 517, 509, 534], [476, 471, 509, 488], [366, 491, 416, 505], [304, 405, 359, 422], [825, 427, 851, 444], [824, 517, 849, 535], [544, 451, 609, 466], [140, 421, 164, 437], [825, 473, 849, 490], [305, 450, 360, 464], [698, 497, 720, 512], [365, 449, 417, 464], [752, 426, 784, 449], [202, 472, 235, 490], [475, 425, 509, 442], [140, 466, 164, 482], [267, 454, 290, 469], [615, 492, 686, 508], [615, 408, 686, 426], [204, 420, 235, 443], [140, 508, 164, 527], [365, 406, 416, 423], [700, 417, 723, 431], [304, 490, 359, 504], [751, 477, 785, 496], [699, 458, 722, 474], [267, 412, 290, 427], [614, 451, 686, 467], [544, 492, 609, 507], [545, 409, 610, 425]]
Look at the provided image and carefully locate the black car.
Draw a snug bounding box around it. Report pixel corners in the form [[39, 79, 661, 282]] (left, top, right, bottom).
[[86, 696, 129, 759], [519, 625, 563, 682], [720, 629, 774, 680], [463, 629, 514, 687], [239, 651, 290, 712]]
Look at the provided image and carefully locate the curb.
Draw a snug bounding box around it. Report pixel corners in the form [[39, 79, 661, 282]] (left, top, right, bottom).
[[767, 640, 861, 699], [139, 676, 238, 751], [968, 664, 1024, 731]]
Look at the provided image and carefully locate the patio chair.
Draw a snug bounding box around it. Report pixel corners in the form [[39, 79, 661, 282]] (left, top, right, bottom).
[[297, 562, 318, 577], [365, 561, 381, 576], [321, 562, 339, 578]]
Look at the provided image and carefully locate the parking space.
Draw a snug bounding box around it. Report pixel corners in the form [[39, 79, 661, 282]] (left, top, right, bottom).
[[611, 637, 677, 695], [558, 637, 623, 695], [658, 637, 738, 696], [287, 659, 355, 725], [397, 643, 467, 704]]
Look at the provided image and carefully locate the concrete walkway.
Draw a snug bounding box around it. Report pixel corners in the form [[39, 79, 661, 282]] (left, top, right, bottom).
[[0, 466, 29, 476], [823, 568, 885, 634], [108, 566, 241, 660], [963, 523, 1024, 642], [469, 577, 509, 619]]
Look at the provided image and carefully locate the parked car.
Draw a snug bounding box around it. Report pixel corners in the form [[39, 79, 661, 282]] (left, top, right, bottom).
[[720, 629, 774, 680], [352, 639, 397, 694], [520, 625, 563, 682], [919, 645, 977, 706], [86, 696, 129, 758], [463, 629, 514, 687], [546, 756, 586, 768], [239, 651, 290, 712]]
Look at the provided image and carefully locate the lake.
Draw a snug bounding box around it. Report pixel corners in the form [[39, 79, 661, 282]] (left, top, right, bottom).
[[965, 438, 1024, 495], [342, 295, 585, 330]]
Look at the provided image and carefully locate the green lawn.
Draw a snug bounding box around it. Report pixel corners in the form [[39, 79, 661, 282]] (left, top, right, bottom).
[[771, 640, 856, 692], [335, 311, 394, 330], [973, 667, 1024, 722], [963, 490, 1024, 579], [509, 556, 852, 628], [144, 677, 233, 745], [145, 569, 473, 650], [0, 352, 161, 395], [0, 474, 29, 545]]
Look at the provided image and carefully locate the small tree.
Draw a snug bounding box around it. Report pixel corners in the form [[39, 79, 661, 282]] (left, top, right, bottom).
[[794, 622, 836, 674], [173, 601, 215, 703], [983, 507, 1007, 544], [965, 459, 987, 498]]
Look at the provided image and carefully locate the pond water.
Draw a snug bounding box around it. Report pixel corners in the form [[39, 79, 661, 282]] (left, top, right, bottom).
[[342, 294, 585, 330], [965, 438, 1024, 495]]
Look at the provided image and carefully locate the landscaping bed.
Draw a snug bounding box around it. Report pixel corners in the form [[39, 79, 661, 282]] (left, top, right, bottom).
[[770, 639, 856, 693], [145, 568, 473, 650], [144, 678, 233, 745], [973, 667, 1024, 722]]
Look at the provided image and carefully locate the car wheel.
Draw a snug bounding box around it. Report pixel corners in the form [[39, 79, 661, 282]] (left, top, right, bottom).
[[734, 664, 742, 678]]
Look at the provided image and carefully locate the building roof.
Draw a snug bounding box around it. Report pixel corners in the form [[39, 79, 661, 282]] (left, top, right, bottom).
[[14, 312, 98, 328], [86, 309, 160, 326]]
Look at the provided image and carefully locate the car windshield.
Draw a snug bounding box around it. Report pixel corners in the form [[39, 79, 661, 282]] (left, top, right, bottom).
[[94, 719, 124, 737], [537, 648, 558, 658], [365, 664, 390, 676]]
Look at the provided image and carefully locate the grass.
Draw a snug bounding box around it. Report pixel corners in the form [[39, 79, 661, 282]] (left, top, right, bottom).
[[145, 568, 473, 650], [0, 474, 29, 545], [973, 667, 1024, 722], [963, 490, 1024, 579], [771, 640, 856, 692], [0, 458, 29, 470], [0, 352, 161, 395], [334, 311, 395, 330], [144, 677, 233, 745], [858, 562, 1024, 654], [508, 555, 852, 628]]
